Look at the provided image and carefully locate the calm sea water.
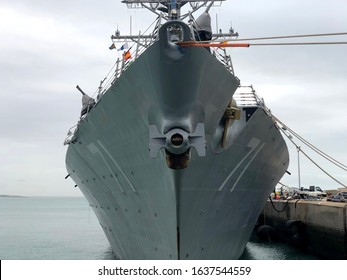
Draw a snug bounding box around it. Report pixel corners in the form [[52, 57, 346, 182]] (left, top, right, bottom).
[[0, 196, 319, 260]]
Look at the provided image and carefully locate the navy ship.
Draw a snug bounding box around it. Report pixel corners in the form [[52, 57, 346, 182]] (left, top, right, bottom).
[[64, 0, 289, 259]]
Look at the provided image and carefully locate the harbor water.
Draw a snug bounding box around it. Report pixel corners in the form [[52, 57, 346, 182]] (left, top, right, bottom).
[[0, 196, 319, 260]]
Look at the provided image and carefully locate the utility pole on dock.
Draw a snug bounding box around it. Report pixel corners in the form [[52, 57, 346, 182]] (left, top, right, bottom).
[[297, 146, 301, 189]]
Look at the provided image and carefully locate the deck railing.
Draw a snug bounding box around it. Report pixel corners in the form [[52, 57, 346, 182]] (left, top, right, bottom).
[[93, 15, 237, 101], [233, 86, 265, 108], [64, 16, 244, 145]]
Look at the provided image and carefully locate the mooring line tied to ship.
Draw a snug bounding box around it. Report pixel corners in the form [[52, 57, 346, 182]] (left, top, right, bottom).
[[238, 85, 347, 188], [269, 195, 290, 213], [271, 113, 347, 188], [177, 31, 347, 48]]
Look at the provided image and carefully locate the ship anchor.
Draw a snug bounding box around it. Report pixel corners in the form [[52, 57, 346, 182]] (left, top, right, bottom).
[[149, 123, 206, 169]]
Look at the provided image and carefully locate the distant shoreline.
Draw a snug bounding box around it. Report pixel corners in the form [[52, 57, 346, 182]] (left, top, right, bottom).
[[0, 195, 83, 198], [0, 195, 27, 198]]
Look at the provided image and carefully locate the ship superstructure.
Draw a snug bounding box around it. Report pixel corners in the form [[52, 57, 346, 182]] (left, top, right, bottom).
[[64, 0, 289, 259]]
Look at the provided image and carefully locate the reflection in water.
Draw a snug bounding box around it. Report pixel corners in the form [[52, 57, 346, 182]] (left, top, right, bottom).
[[240, 234, 319, 260], [100, 237, 320, 260], [100, 246, 116, 260]]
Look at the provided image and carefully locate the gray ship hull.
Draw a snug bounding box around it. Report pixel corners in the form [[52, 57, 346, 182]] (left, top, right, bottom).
[[65, 23, 289, 259]]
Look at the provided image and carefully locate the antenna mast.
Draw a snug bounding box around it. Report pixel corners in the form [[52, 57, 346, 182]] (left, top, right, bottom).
[[121, 0, 226, 20]]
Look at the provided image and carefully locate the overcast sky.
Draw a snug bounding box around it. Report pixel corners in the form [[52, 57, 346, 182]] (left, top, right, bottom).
[[0, 0, 346, 196]]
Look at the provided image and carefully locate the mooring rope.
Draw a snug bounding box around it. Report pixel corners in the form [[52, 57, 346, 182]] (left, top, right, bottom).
[[179, 31, 347, 48], [265, 111, 347, 188], [205, 31, 347, 43], [269, 195, 290, 213], [272, 115, 347, 172], [178, 41, 347, 48], [231, 32, 347, 41]]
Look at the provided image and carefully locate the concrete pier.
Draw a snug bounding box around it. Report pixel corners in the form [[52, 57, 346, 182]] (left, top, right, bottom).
[[258, 199, 347, 259]]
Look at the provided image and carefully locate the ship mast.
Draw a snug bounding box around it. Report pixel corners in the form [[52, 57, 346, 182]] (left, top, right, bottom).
[[107, 0, 239, 83], [115, 0, 235, 42], [121, 0, 225, 20]]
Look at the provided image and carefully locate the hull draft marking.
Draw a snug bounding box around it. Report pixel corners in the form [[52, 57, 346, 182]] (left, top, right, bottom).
[[218, 138, 265, 192]]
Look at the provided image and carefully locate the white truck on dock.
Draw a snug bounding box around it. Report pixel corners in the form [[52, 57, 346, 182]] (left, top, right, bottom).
[[297, 185, 327, 198]]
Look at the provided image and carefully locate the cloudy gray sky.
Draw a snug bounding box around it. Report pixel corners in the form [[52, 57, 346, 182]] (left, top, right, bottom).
[[0, 0, 346, 196]]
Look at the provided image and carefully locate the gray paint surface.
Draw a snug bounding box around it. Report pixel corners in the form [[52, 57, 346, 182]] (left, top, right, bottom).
[[66, 22, 289, 259]]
